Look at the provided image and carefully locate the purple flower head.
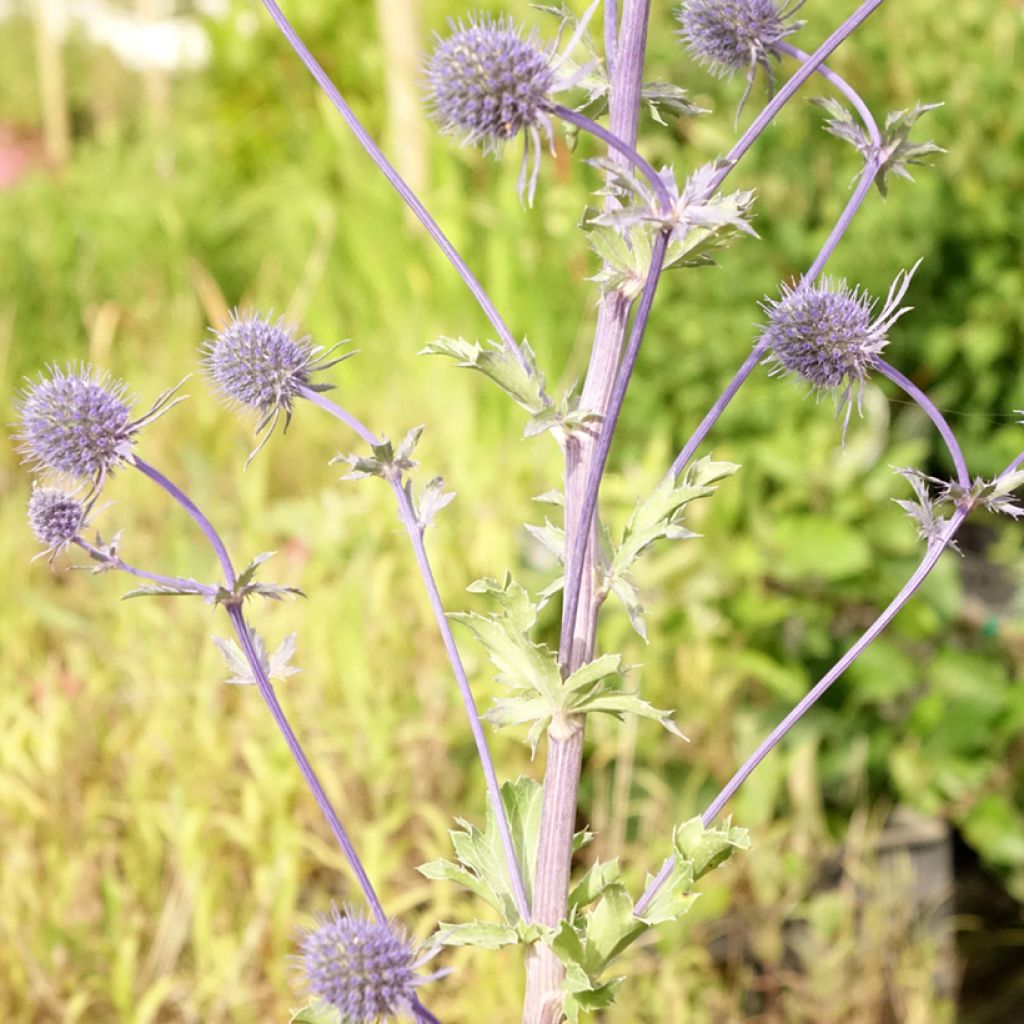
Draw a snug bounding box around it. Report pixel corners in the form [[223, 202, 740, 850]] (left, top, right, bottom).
[[677, 0, 803, 113], [27, 485, 86, 559], [424, 7, 596, 203], [203, 312, 352, 464], [15, 365, 184, 489], [299, 905, 437, 1022], [760, 263, 919, 433]]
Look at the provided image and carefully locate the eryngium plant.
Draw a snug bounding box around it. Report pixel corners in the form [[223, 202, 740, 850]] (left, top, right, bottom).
[[19, 1, 1023, 1022]]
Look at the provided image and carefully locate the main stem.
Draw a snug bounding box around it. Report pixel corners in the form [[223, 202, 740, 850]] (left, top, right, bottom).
[[522, 3, 651, 1021]]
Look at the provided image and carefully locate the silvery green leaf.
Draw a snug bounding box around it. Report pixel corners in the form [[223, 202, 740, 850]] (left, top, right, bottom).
[[812, 96, 871, 154], [121, 580, 210, 601], [415, 476, 456, 531], [893, 467, 956, 548], [213, 631, 300, 686], [524, 519, 565, 560], [568, 858, 622, 911], [562, 653, 622, 699], [523, 408, 563, 438], [418, 777, 544, 924], [394, 425, 424, 466], [421, 336, 551, 416], [433, 921, 519, 950], [532, 489, 564, 507], [235, 551, 276, 590], [608, 576, 647, 641], [876, 102, 945, 197], [289, 1002, 343, 1024], [569, 689, 685, 739], [535, 573, 565, 611], [672, 816, 751, 882], [641, 81, 704, 124]]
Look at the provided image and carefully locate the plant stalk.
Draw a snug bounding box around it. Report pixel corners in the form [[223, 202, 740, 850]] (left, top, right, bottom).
[[522, 2, 652, 1020]]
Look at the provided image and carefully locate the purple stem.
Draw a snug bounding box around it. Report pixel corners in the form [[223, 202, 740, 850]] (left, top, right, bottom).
[[299, 385, 531, 923], [560, 1, 889, 653], [669, 154, 881, 481], [706, 0, 888, 198], [635, 504, 969, 917], [559, 229, 669, 656], [226, 604, 387, 920], [549, 103, 671, 210], [132, 458, 393, 924], [132, 456, 236, 586], [776, 40, 881, 147], [258, 0, 529, 375], [604, 0, 618, 79], [72, 537, 218, 596], [874, 359, 971, 490]]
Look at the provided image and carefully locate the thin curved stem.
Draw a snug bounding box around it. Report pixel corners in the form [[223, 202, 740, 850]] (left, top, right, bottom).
[[71, 537, 218, 595], [874, 359, 971, 489], [549, 104, 672, 211], [706, 0, 887, 199], [133, 456, 392, 923], [299, 385, 531, 923], [635, 504, 968, 918], [776, 41, 881, 146], [258, 0, 529, 375], [669, 150, 881, 481], [559, 229, 669, 657], [228, 604, 387, 920], [132, 456, 236, 585]]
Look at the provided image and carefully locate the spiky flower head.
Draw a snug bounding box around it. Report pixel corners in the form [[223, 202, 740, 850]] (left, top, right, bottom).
[[424, 6, 597, 203], [677, 0, 803, 113], [760, 263, 919, 429], [203, 312, 351, 464], [15, 365, 183, 488], [299, 906, 430, 1022], [27, 486, 86, 558]]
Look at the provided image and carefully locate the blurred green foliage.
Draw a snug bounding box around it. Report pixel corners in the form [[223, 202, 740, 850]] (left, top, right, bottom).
[[0, 0, 1020, 1020]]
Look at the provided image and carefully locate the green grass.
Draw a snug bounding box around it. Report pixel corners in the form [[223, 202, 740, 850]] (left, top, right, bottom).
[[1, 0, 1020, 1019]]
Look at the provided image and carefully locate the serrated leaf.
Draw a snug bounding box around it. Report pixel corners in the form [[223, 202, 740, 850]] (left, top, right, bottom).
[[419, 777, 542, 925], [603, 458, 737, 631], [121, 580, 210, 601], [524, 519, 566, 560], [212, 632, 300, 686], [433, 921, 519, 949], [452, 576, 562, 714], [641, 80, 704, 125], [289, 1002, 343, 1024], [421, 336, 550, 416], [563, 653, 622, 697], [532, 489, 564, 507], [415, 476, 456, 530], [672, 816, 751, 882], [569, 858, 622, 911]]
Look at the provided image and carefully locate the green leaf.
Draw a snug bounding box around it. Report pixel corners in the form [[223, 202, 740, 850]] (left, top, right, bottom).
[[433, 921, 519, 949], [672, 816, 751, 882], [421, 336, 550, 416], [212, 632, 300, 686], [418, 776, 543, 924], [289, 1002, 343, 1024], [569, 858, 622, 912]]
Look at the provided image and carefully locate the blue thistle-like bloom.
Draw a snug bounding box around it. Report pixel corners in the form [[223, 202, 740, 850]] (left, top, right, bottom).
[[424, 8, 596, 203], [760, 264, 919, 431], [299, 906, 433, 1022], [426, 15, 555, 151], [27, 486, 86, 559], [677, 0, 803, 114], [203, 312, 351, 464], [15, 365, 184, 488]]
